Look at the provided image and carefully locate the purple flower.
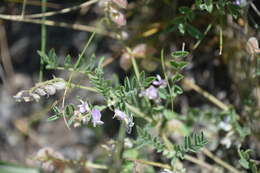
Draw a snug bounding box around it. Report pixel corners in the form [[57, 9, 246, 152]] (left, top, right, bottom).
[[146, 85, 159, 100], [113, 109, 127, 120], [91, 109, 104, 127], [109, 7, 126, 27], [139, 85, 160, 103], [113, 109, 134, 134], [152, 75, 167, 88], [78, 100, 90, 114]]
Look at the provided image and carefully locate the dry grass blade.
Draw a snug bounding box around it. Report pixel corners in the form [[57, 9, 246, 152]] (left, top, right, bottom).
[[4, 0, 60, 9], [0, 14, 116, 38], [24, 0, 98, 18]]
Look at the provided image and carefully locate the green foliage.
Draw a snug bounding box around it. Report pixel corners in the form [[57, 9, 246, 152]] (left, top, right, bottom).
[[37, 48, 58, 69], [38, 49, 97, 74], [238, 148, 260, 173], [136, 126, 208, 166], [88, 58, 112, 99], [222, 108, 251, 139]]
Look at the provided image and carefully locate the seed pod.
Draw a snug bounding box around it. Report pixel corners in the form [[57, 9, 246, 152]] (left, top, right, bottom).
[[44, 85, 56, 95], [30, 93, 41, 102], [13, 91, 26, 102], [52, 81, 66, 90], [34, 88, 47, 96]]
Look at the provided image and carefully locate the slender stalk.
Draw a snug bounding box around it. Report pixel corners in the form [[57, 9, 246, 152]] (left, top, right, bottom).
[[193, 23, 213, 50], [0, 14, 116, 38], [21, 0, 27, 17], [39, 0, 47, 82], [202, 148, 242, 173], [219, 26, 223, 55], [74, 32, 95, 68], [125, 158, 171, 169], [126, 47, 140, 82], [161, 49, 174, 111], [24, 0, 98, 18], [109, 123, 126, 173]]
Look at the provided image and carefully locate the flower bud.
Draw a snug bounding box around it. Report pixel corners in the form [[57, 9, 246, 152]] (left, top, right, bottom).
[[120, 52, 132, 71], [109, 7, 126, 27]]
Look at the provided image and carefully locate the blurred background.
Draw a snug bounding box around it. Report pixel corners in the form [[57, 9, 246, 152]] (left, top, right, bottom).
[[0, 0, 260, 172]]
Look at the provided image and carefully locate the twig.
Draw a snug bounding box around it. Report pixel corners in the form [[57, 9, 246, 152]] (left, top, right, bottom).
[[24, 0, 98, 18], [4, 0, 60, 8], [125, 103, 153, 122], [202, 148, 242, 173], [21, 0, 27, 17], [85, 161, 108, 169], [0, 14, 116, 38], [182, 78, 229, 111], [219, 26, 223, 55], [0, 23, 14, 83], [184, 155, 213, 171], [125, 157, 171, 169], [39, 0, 47, 82], [250, 1, 260, 17]]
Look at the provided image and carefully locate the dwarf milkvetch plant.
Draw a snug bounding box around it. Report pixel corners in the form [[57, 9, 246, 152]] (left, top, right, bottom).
[[13, 36, 208, 172]]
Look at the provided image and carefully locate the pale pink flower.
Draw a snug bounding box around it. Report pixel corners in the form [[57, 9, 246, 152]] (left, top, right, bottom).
[[91, 109, 104, 127]]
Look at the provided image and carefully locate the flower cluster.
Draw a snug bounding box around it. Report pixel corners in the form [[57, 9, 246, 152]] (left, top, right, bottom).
[[99, 0, 128, 27], [72, 100, 133, 133], [73, 100, 92, 128], [139, 75, 167, 103], [13, 79, 66, 102], [72, 100, 105, 128]]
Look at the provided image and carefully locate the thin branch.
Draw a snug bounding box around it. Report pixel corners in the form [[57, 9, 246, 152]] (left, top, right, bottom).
[[250, 1, 260, 17], [182, 78, 229, 111], [0, 14, 116, 38], [24, 0, 98, 18], [202, 148, 242, 173], [4, 0, 60, 8], [21, 0, 28, 16], [125, 157, 171, 170]]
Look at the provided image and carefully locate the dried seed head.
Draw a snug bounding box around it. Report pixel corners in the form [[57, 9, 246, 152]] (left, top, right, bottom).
[[30, 93, 41, 102], [52, 81, 66, 90], [34, 88, 47, 96], [44, 85, 56, 95], [13, 90, 35, 102], [13, 91, 27, 102]]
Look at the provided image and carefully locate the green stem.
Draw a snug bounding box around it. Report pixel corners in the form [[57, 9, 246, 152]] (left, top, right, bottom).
[[161, 49, 174, 110], [109, 123, 126, 173], [193, 23, 212, 50], [74, 32, 96, 69], [39, 0, 47, 82], [21, 0, 27, 16]]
